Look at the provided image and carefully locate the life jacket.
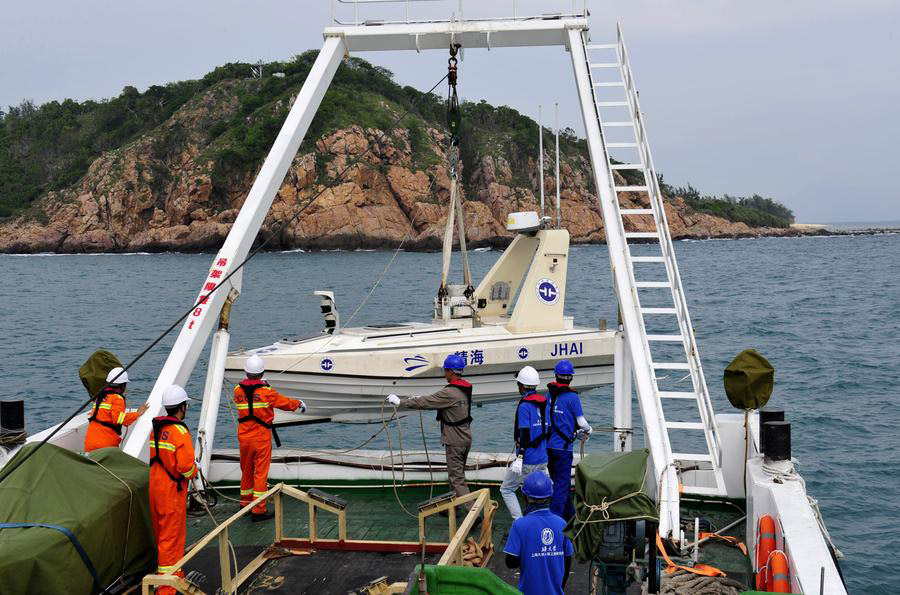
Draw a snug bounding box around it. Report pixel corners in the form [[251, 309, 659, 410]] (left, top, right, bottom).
[[149, 416, 190, 492], [547, 382, 579, 445], [88, 387, 125, 435], [436, 378, 473, 428], [236, 380, 282, 447], [513, 391, 547, 450]]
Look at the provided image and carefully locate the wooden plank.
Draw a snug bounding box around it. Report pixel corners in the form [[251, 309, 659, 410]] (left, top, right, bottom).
[[437, 491, 489, 566], [274, 491, 284, 543], [278, 538, 449, 553], [282, 484, 345, 516], [448, 507, 457, 543], [174, 484, 281, 569], [338, 510, 348, 542], [233, 550, 269, 589], [219, 528, 232, 594]]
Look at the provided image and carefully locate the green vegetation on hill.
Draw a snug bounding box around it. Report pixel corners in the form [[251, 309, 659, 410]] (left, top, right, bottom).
[[661, 181, 794, 228], [0, 51, 794, 230]]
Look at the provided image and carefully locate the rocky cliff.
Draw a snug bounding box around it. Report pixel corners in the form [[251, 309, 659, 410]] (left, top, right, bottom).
[[0, 62, 805, 253]]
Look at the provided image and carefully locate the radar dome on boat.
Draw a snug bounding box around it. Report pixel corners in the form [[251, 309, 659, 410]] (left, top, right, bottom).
[[506, 211, 542, 233]]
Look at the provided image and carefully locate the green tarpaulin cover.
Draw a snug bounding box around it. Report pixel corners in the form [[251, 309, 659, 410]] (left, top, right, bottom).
[[408, 565, 521, 594], [0, 443, 155, 593], [724, 349, 774, 410], [79, 349, 123, 399], [566, 450, 658, 563]]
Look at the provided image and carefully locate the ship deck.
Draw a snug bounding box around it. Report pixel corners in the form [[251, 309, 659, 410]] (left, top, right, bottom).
[[180, 485, 752, 593]]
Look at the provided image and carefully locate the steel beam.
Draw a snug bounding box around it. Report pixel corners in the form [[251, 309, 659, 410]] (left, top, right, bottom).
[[324, 17, 587, 52], [122, 35, 347, 457], [567, 28, 679, 538]]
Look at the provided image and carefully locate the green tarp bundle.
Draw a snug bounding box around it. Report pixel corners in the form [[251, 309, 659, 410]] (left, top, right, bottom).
[[408, 565, 521, 594], [566, 450, 658, 563], [724, 349, 774, 410], [0, 443, 155, 593], [79, 349, 123, 399]]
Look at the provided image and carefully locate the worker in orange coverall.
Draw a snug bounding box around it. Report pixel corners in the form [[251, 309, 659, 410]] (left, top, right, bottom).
[[149, 384, 197, 595], [234, 354, 306, 521], [84, 367, 149, 452]]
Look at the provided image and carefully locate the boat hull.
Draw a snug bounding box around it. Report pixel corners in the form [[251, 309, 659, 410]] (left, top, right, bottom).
[[224, 326, 617, 422]]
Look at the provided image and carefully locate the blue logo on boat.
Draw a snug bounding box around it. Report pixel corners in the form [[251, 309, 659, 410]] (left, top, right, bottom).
[[536, 278, 559, 305], [320, 358, 334, 371], [403, 355, 428, 372], [518, 347, 529, 360]]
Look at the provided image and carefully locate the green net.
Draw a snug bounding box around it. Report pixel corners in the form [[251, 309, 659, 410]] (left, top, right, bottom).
[[724, 349, 774, 410], [79, 349, 123, 399], [565, 450, 658, 563], [408, 565, 521, 594], [0, 443, 155, 593]]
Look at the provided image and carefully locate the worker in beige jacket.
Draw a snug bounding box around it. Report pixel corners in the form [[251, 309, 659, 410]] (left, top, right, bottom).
[[386, 354, 473, 504]]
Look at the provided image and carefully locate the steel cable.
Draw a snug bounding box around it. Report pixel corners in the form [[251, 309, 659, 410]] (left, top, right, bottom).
[[0, 69, 450, 485]]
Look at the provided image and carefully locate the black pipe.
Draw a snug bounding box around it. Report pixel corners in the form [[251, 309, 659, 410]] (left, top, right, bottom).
[[763, 421, 791, 461], [759, 409, 784, 453]]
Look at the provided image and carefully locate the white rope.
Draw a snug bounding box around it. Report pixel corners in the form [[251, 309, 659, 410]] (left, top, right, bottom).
[[345, 164, 439, 328], [760, 458, 843, 559]]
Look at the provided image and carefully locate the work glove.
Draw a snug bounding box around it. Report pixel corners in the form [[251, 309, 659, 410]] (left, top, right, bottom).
[[386, 394, 401, 407], [509, 457, 523, 475], [298, 401, 307, 414]]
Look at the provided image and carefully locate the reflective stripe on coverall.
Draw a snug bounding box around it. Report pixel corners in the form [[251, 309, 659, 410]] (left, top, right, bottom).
[[84, 391, 140, 452], [234, 381, 300, 514], [149, 418, 198, 595]]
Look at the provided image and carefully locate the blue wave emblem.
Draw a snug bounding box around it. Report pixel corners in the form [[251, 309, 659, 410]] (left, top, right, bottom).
[[404, 355, 429, 372]]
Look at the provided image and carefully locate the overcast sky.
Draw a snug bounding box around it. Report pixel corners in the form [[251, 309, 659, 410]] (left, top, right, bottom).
[[2, 0, 897, 223]]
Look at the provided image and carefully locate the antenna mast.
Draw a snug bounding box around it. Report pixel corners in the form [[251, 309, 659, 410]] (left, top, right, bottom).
[[555, 102, 561, 229], [538, 105, 544, 217]]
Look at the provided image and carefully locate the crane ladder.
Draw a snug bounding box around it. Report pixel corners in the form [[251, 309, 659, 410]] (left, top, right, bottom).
[[583, 27, 727, 497]]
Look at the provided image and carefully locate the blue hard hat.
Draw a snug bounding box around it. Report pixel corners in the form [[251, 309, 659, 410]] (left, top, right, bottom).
[[554, 360, 575, 376], [443, 353, 466, 370], [522, 472, 553, 499]]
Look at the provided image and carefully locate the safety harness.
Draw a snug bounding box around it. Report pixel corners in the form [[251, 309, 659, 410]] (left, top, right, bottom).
[[435, 378, 473, 429], [237, 380, 282, 447], [513, 392, 548, 454], [87, 387, 125, 435], [547, 382, 579, 446], [149, 417, 189, 492]]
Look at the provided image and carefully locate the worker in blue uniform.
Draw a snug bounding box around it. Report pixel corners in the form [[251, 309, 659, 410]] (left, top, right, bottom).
[[546, 360, 592, 520], [504, 472, 574, 595], [500, 366, 550, 520]]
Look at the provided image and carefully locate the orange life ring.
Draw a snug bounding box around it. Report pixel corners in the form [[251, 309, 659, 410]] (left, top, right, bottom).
[[755, 515, 777, 590], [766, 550, 791, 593]]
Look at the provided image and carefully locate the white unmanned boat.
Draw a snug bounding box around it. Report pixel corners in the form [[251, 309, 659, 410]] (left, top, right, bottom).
[[0, 4, 848, 593], [224, 211, 616, 422]]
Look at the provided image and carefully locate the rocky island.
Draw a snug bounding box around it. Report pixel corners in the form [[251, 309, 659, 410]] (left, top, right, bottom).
[[0, 53, 812, 254]]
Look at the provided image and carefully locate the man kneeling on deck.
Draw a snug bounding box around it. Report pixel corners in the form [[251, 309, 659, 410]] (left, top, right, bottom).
[[504, 472, 573, 595], [235, 354, 306, 522], [385, 354, 473, 508]]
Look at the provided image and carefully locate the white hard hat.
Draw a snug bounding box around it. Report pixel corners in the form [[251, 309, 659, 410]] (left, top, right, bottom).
[[516, 366, 540, 387], [106, 367, 129, 385], [244, 355, 265, 375], [162, 385, 189, 407]]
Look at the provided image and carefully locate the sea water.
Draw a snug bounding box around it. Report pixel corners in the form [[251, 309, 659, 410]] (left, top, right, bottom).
[[1, 233, 898, 592]]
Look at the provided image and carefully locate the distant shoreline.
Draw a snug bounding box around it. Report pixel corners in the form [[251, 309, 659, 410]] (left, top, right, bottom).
[[1, 226, 897, 256]]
